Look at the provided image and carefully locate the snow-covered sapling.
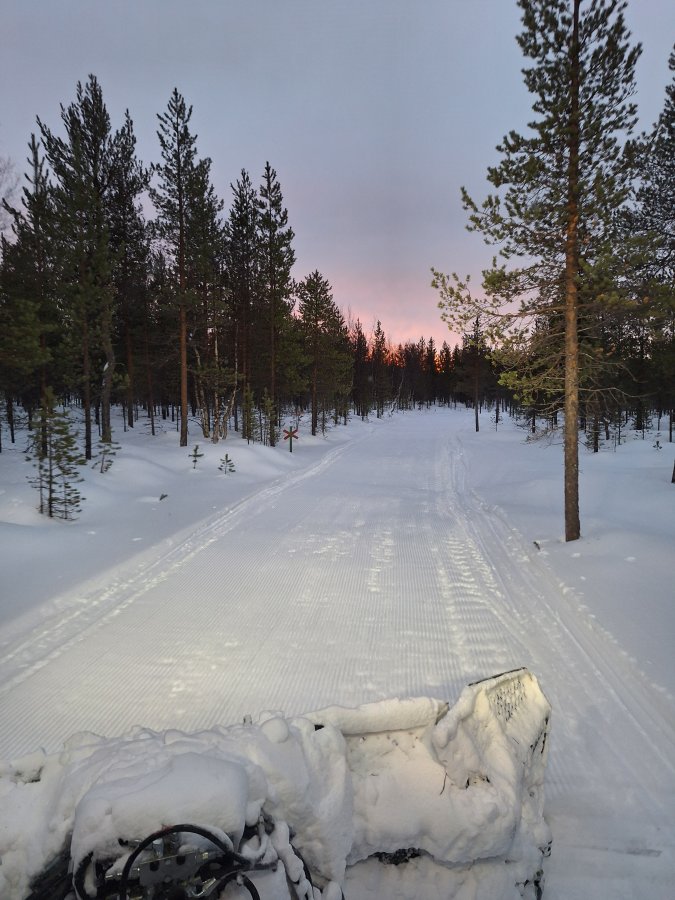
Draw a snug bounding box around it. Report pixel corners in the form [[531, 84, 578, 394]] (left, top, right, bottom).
[[26, 391, 85, 519], [189, 444, 204, 469], [93, 438, 120, 473], [219, 453, 235, 474]]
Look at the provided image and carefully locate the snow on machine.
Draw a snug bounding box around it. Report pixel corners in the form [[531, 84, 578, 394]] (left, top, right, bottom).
[[1, 668, 551, 900]]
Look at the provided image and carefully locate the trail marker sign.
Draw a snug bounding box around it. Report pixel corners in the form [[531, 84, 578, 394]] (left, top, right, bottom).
[[283, 427, 299, 452]]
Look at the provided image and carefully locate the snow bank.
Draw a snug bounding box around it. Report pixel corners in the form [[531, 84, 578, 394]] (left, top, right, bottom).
[[0, 669, 551, 900]]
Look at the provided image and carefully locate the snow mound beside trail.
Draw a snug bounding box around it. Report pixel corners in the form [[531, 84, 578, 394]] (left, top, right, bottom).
[[0, 669, 551, 900]]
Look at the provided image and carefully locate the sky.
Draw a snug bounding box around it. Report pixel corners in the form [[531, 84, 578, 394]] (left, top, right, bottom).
[[1, 0, 673, 348]]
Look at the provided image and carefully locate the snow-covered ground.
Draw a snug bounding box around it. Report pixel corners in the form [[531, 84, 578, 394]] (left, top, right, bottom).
[[0, 406, 673, 898]]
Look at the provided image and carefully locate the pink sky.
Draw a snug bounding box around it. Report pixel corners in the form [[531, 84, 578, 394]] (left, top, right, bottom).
[[324, 271, 457, 350], [2, 0, 672, 359]]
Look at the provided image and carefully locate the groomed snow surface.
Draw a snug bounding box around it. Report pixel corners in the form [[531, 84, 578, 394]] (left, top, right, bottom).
[[0, 406, 673, 899]]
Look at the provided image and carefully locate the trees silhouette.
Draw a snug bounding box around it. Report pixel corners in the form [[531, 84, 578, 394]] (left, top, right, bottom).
[[1, 57, 672, 479]]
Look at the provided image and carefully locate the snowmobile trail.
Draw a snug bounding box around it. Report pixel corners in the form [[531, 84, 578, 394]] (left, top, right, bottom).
[[1, 410, 673, 897], [445, 433, 675, 897], [0, 436, 358, 702]]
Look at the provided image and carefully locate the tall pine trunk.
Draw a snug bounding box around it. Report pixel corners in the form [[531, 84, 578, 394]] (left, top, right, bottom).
[[100, 291, 115, 444], [143, 310, 156, 437], [179, 303, 188, 446], [311, 334, 319, 436], [269, 277, 276, 447], [178, 179, 188, 447], [125, 318, 134, 429], [564, 0, 581, 542], [474, 355, 480, 433], [82, 318, 92, 460]]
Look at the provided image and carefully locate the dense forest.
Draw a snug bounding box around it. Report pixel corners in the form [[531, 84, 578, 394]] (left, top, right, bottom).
[[0, 14, 673, 514], [0, 78, 518, 457]]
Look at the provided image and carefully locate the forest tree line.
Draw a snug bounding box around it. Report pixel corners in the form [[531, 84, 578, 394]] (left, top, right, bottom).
[[0, 16, 673, 495], [0, 77, 524, 459]]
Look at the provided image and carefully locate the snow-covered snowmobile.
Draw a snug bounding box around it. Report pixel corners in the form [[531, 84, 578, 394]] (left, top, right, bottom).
[[6, 668, 551, 900]]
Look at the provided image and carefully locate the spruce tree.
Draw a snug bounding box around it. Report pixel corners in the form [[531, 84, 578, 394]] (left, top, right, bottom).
[[351, 319, 372, 419], [218, 453, 235, 474], [437, 342, 455, 406], [297, 270, 346, 435], [433, 0, 641, 541], [27, 389, 84, 519], [326, 308, 354, 426], [424, 338, 438, 408]]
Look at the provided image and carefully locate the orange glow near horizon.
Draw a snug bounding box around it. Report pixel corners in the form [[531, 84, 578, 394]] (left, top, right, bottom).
[[321, 270, 461, 350]]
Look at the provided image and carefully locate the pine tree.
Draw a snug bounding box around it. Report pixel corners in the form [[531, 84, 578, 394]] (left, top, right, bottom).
[[634, 46, 675, 440], [241, 383, 257, 444], [256, 162, 295, 444], [150, 88, 199, 447], [107, 111, 150, 430], [185, 155, 227, 440], [142, 248, 173, 437], [371, 321, 390, 418], [636, 45, 675, 289], [39, 75, 121, 456], [326, 308, 354, 426], [224, 169, 259, 429], [351, 319, 372, 419], [1, 136, 55, 445], [260, 388, 275, 446], [460, 317, 491, 433], [424, 338, 438, 408], [433, 0, 641, 541]]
